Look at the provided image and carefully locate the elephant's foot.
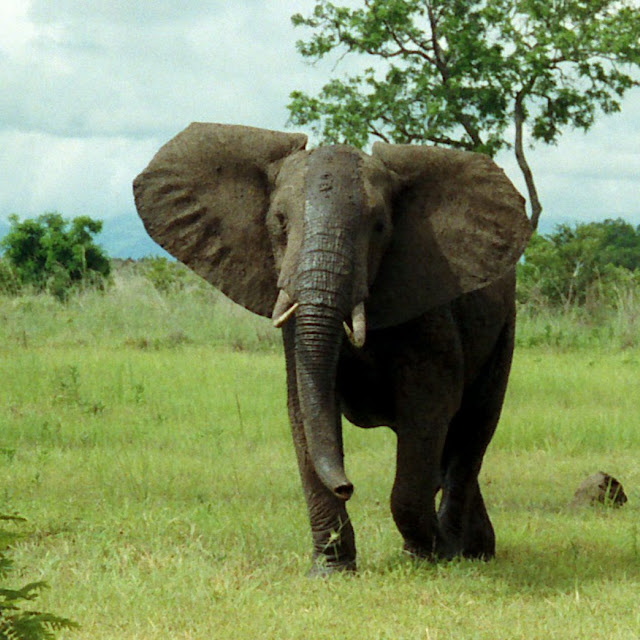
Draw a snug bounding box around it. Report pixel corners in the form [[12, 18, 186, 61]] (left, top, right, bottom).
[[432, 535, 495, 561], [437, 483, 496, 560], [401, 532, 446, 561], [460, 517, 495, 560], [308, 556, 357, 577], [461, 542, 495, 561], [440, 512, 495, 559], [308, 521, 357, 576], [436, 518, 495, 560], [403, 541, 434, 561], [402, 526, 494, 562]]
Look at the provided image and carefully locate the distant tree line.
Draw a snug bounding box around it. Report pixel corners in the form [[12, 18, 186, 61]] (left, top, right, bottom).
[[2, 213, 640, 312], [518, 218, 640, 310]]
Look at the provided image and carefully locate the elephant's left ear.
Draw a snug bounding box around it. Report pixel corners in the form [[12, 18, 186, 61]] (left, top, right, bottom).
[[368, 143, 531, 328]]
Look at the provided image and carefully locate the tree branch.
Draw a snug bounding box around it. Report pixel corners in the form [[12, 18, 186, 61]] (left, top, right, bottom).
[[426, 3, 485, 149], [369, 123, 392, 143], [383, 21, 435, 62]]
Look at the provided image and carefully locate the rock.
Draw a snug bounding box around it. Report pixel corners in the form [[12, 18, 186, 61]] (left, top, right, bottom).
[[572, 471, 628, 507]]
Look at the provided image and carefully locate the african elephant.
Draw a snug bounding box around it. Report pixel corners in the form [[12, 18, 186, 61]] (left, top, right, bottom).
[[133, 123, 531, 574]]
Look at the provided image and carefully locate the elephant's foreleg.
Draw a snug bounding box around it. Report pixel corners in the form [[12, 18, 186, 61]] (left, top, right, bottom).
[[438, 418, 495, 559], [389, 318, 463, 560], [282, 323, 357, 575]]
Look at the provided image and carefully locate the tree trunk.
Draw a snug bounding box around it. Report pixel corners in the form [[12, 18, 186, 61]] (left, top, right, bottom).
[[514, 94, 542, 231]]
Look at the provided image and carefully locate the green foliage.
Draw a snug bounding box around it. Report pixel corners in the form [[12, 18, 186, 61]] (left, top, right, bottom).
[[0, 515, 78, 640], [289, 0, 640, 151], [518, 218, 640, 309], [0, 213, 111, 300], [289, 0, 640, 228], [0, 259, 21, 296]]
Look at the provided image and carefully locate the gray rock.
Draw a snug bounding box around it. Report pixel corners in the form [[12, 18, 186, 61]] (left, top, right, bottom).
[[572, 471, 628, 507]]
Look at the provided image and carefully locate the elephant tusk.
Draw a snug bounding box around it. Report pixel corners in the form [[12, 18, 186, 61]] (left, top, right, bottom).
[[343, 322, 355, 344], [344, 302, 366, 348], [352, 302, 366, 347], [272, 290, 299, 328], [274, 302, 299, 327]]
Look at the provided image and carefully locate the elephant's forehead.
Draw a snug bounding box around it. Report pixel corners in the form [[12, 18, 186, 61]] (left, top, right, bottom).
[[305, 146, 365, 214], [308, 146, 389, 198]]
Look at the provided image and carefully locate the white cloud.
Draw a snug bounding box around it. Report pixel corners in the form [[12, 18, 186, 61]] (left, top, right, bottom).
[[496, 87, 640, 225], [0, 1, 338, 139], [0, 0, 639, 229], [0, 1, 37, 53], [0, 130, 158, 218]]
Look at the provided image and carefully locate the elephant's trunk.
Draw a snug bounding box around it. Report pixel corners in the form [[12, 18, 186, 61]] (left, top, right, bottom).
[[287, 145, 368, 500], [295, 303, 354, 500]]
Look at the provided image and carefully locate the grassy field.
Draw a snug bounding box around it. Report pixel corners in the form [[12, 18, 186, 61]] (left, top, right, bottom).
[[1, 274, 639, 639]]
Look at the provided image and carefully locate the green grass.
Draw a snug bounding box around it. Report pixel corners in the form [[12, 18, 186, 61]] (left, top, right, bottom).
[[1, 282, 640, 639]]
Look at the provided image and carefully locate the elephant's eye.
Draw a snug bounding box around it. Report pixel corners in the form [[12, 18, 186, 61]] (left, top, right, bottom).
[[373, 220, 386, 234], [275, 212, 287, 233]]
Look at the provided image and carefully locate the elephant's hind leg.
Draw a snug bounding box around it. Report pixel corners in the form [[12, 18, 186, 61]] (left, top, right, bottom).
[[391, 427, 446, 559], [388, 315, 465, 560], [437, 317, 515, 559]]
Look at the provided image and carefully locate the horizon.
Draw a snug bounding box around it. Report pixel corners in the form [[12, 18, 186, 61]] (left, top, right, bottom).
[[0, 209, 637, 261]]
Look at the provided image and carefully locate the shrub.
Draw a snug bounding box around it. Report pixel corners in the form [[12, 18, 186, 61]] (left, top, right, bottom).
[[135, 256, 209, 295], [0, 213, 111, 301], [0, 258, 21, 296], [0, 514, 78, 639]]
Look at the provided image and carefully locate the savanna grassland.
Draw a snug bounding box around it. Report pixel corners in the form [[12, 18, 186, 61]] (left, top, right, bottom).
[[1, 266, 640, 639]]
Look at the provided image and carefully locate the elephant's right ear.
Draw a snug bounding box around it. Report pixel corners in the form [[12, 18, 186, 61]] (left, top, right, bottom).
[[133, 123, 307, 317]]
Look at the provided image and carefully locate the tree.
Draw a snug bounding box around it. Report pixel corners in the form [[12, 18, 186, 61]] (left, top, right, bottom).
[[288, 0, 640, 229], [1, 213, 111, 299]]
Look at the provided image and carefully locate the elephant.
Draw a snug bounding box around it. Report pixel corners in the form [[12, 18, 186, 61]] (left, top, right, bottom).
[[133, 123, 531, 574]]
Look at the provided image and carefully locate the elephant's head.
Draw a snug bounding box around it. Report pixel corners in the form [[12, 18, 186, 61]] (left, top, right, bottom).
[[133, 123, 531, 499]]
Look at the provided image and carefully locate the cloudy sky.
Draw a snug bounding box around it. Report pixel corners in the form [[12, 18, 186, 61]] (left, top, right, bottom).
[[1, 0, 639, 238]]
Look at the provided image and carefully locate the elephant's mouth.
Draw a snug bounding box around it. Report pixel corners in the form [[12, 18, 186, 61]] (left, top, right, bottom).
[[272, 289, 366, 348]]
